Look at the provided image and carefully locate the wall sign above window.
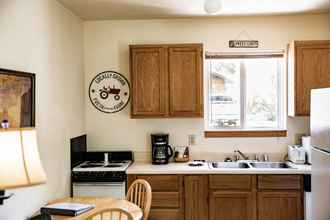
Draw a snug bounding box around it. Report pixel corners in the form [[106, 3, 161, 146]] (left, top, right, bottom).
[[229, 30, 259, 48], [229, 40, 259, 48], [89, 71, 130, 113]]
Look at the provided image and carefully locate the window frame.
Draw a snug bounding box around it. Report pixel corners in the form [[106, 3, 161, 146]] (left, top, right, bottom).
[[204, 51, 287, 137]]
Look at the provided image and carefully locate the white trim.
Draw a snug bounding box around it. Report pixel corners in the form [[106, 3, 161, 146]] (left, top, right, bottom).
[[204, 59, 211, 131], [205, 128, 287, 132], [206, 50, 285, 57], [281, 57, 288, 129], [278, 58, 286, 130], [240, 60, 246, 129]]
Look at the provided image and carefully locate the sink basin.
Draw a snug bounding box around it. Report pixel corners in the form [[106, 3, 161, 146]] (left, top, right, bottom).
[[210, 162, 250, 169], [249, 162, 294, 169]]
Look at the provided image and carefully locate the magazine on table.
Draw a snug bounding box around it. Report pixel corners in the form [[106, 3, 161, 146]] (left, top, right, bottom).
[[40, 202, 95, 216]]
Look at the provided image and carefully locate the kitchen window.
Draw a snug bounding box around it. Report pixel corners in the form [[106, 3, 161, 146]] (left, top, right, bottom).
[[204, 52, 286, 137]]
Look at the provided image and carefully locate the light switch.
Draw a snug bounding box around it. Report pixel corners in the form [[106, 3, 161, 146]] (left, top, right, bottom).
[[188, 134, 196, 146]]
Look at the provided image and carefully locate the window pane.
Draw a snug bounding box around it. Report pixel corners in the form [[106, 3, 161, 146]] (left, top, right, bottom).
[[209, 59, 241, 129], [245, 58, 280, 128]]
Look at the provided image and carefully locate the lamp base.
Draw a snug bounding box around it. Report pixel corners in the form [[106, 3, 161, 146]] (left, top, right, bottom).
[[0, 190, 14, 205]]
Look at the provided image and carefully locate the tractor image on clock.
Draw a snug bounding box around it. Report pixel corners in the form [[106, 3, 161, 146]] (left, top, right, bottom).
[[99, 85, 121, 100]]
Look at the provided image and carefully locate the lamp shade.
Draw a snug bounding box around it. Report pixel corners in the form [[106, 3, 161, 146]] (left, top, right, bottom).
[[0, 128, 46, 190]]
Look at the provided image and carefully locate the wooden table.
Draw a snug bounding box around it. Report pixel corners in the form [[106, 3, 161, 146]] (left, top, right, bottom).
[[48, 197, 143, 220]]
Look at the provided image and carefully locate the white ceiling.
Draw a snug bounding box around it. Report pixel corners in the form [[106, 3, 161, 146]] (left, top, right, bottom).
[[58, 0, 330, 20]]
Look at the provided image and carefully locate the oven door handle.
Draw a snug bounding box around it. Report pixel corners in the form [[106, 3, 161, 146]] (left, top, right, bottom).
[[73, 182, 125, 187]]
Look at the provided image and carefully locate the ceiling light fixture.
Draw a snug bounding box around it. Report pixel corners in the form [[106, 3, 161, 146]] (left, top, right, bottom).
[[204, 0, 222, 14]]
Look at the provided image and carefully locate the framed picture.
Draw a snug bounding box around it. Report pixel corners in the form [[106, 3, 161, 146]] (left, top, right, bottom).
[[0, 68, 35, 128]]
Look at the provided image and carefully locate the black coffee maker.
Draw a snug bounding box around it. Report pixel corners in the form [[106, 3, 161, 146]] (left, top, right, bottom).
[[151, 133, 173, 164]]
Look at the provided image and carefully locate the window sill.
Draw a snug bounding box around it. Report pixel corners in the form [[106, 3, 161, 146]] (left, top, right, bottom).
[[204, 130, 287, 138]]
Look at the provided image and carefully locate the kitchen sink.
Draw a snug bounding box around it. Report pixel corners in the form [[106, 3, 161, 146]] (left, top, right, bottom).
[[208, 161, 297, 169], [210, 162, 250, 169], [249, 162, 294, 169]]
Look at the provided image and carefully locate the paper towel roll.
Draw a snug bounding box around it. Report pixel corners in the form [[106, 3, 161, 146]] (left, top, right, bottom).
[[302, 136, 311, 164], [302, 136, 311, 147]]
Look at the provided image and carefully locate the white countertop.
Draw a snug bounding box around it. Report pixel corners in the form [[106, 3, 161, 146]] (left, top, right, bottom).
[[127, 161, 311, 175]]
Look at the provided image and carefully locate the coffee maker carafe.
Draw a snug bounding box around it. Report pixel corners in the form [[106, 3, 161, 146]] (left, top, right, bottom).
[[151, 133, 173, 164]]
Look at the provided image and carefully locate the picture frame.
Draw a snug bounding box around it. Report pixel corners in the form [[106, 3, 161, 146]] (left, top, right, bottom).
[[0, 68, 35, 128]]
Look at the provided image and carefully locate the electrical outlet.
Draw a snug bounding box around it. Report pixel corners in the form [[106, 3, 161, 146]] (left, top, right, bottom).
[[188, 134, 196, 146]]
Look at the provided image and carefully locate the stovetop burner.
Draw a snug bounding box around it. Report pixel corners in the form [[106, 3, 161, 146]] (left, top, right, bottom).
[[86, 161, 104, 164], [73, 160, 132, 172], [104, 164, 122, 168], [85, 161, 127, 165], [79, 164, 104, 168]]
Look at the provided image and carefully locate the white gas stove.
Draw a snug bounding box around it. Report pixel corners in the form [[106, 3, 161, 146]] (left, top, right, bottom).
[[71, 151, 133, 199]]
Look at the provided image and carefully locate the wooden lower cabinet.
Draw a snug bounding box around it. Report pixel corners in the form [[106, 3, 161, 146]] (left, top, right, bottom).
[[129, 174, 184, 220], [128, 174, 304, 220], [184, 176, 208, 220], [257, 191, 303, 220], [257, 175, 303, 220], [209, 191, 255, 220], [152, 192, 180, 208], [149, 209, 181, 220]]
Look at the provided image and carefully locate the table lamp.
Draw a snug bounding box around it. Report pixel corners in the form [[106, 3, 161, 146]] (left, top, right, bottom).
[[0, 128, 47, 205]]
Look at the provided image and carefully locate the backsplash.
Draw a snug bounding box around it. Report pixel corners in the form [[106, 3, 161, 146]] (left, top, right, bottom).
[[132, 150, 285, 163], [87, 116, 309, 159]]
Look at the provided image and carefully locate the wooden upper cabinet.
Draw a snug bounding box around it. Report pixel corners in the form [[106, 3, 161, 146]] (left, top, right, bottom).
[[288, 40, 330, 116], [168, 45, 203, 117], [130, 44, 203, 118], [130, 46, 167, 117]]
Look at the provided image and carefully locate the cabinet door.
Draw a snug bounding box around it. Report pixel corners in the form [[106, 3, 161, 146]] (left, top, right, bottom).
[[168, 45, 203, 117], [209, 191, 255, 220], [293, 41, 330, 116], [258, 192, 303, 220], [184, 175, 208, 220], [131, 174, 184, 220], [130, 46, 168, 117]]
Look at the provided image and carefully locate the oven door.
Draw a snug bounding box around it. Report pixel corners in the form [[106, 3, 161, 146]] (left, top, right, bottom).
[[73, 182, 126, 199]]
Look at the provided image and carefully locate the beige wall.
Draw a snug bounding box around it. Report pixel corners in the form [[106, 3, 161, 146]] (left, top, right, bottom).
[[1, 2, 328, 219], [0, 0, 84, 219], [84, 14, 330, 160]]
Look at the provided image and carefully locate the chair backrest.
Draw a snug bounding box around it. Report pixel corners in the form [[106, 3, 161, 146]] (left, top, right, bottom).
[[84, 208, 134, 220], [126, 179, 152, 220]]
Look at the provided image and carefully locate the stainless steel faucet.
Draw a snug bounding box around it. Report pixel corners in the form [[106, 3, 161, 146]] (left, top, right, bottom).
[[263, 154, 270, 162], [234, 149, 249, 160]]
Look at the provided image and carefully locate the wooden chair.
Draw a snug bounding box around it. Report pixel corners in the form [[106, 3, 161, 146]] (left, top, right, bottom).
[[126, 179, 152, 220], [84, 208, 134, 220]]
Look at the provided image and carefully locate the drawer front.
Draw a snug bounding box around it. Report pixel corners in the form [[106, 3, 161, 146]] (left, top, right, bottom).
[[136, 175, 180, 191], [149, 209, 181, 220], [152, 192, 180, 208], [209, 175, 253, 190], [258, 175, 302, 190]]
